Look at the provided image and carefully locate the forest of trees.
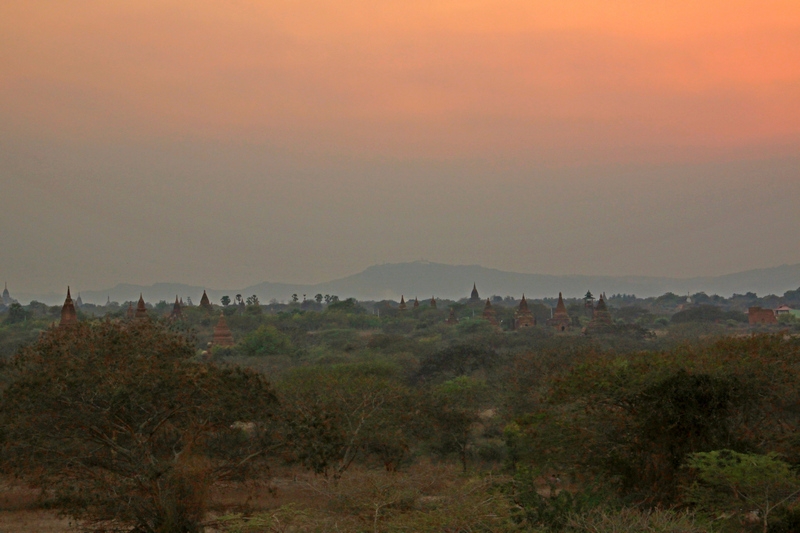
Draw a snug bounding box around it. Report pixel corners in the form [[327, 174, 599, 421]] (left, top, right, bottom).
[[1, 291, 800, 532]]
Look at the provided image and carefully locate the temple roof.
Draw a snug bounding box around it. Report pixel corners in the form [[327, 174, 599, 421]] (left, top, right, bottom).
[[399, 295, 407, 310], [518, 294, 530, 312], [170, 295, 183, 320], [413, 297, 419, 308], [200, 290, 212, 309], [554, 292, 568, 317], [470, 283, 480, 301], [59, 287, 78, 328], [211, 313, 235, 347], [135, 294, 147, 319], [430, 296, 437, 309]]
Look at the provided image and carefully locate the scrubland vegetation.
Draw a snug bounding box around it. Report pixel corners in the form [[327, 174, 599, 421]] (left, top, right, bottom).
[[1, 291, 800, 532]]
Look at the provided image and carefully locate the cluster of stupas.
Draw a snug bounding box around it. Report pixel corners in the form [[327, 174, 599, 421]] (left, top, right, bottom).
[[56, 288, 235, 348], [52, 282, 616, 341]]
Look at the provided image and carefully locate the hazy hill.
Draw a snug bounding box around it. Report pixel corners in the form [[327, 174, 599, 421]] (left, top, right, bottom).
[[26, 261, 800, 306]]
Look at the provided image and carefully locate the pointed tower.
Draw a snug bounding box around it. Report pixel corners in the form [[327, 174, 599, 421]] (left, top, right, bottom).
[[59, 287, 79, 328], [470, 283, 480, 302], [430, 296, 437, 309], [398, 295, 407, 311], [482, 298, 498, 326], [126, 302, 135, 319], [169, 295, 183, 320], [200, 290, 212, 311], [413, 297, 419, 309], [445, 307, 458, 325], [75, 293, 83, 307], [135, 294, 148, 320], [211, 313, 235, 347], [585, 293, 613, 334], [2, 282, 11, 305], [546, 292, 571, 331], [515, 295, 535, 329]]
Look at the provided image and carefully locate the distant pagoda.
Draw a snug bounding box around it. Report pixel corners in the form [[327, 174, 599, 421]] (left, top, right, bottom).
[[470, 283, 480, 302], [126, 302, 135, 320], [445, 307, 458, 325], [211, 313, 235, 347], [200, 290, 213, 311], [585, 294, 613, 334], [546, 292, 571, 332], [135, 294, 148, 320], [398, 295, 407, 311], [413, 297, 419, 309], [430, 296, 437, 309], [59, 287, 79, 329], [169, 295, 183, 320], [514, 295, 535, 329], [482, 298, 498, 326]]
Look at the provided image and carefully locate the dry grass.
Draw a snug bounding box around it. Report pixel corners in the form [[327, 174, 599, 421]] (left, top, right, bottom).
[[1, 462, 518, 533]]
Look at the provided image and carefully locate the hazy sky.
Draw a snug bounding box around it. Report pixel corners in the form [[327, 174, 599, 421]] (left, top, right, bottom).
[[2, 0, 799, 294]]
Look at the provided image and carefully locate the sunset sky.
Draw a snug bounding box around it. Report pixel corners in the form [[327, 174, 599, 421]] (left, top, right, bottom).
[[1, 0, 799, 294]]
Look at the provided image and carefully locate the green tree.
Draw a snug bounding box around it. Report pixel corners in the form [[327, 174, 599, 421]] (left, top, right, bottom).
[[239, 325, 295, 357], [315, 293, 323, 304], [4, 302, 31, 324], [430, 376, 487, 471], [0, 320, 277, 533], [220, 295, 231, 306], [685, 450, 800, 533]]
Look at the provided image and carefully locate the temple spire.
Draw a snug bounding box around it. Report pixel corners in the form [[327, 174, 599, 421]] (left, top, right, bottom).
[[211, 313, 235, 347], [59, 286, 78, 328], [135, 294, 147, 319], [470, 283, 480, 301]]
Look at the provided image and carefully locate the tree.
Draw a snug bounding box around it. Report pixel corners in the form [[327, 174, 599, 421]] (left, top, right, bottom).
[[315, 293, 323, 304], [278, 364, 426, 476], [685, 450, 800, 533], [238, 325, 295, 357], [291, 293, 299, 303], [0, 320, 277, 533], [220, 295, 231, 306], [4, 302, 30, 324], [429, 376, 487, 472], [246, 294, 260, 306]]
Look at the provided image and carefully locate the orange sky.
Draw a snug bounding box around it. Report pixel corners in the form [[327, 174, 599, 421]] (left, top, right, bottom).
[[2, 1, 800, 294], [2, 0, 799, 163]]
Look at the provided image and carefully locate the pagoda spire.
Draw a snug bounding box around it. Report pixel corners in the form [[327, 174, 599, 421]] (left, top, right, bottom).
[[135, 294, 147, 319], [170, 295, 183, 320], [470, 283, 480, 301], [59, 286, 78, 328], [211, 313, 235, 347]]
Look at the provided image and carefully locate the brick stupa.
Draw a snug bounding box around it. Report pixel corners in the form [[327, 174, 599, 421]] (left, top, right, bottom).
[[430, 296, 437, 309], [169, 296, 183, 320], [135, 294, 148, 320], [482, 298, 498, 326], [515, 295, 535, 328], [398, 295, 407, 311], [199, 290, 213, 311], [126, 302, 135, 320], [445, 307, 458, 325], [470, 283, 480, 302], [413, 297, 419, 309], [59, 287, 79, 329], [546, 292, 571, 332], [211, 313, 235, 347], [585, 294, 613, 334]]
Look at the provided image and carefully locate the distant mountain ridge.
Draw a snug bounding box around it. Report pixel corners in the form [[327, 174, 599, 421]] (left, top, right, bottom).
[[17, 261, 800, 305]]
